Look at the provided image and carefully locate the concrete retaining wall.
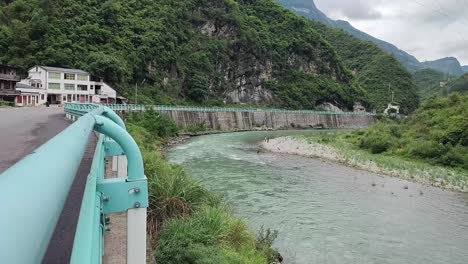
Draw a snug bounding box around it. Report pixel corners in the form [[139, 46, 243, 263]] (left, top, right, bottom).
[[151, 110, 375, 131]]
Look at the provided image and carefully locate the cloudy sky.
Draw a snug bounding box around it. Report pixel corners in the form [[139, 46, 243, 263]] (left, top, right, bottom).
[[314, 0, 468, 65]]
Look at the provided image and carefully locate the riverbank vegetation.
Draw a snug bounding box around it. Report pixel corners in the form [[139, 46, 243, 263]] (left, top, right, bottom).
[[285, 94, 468, 191], [125, 110, 279, 263]]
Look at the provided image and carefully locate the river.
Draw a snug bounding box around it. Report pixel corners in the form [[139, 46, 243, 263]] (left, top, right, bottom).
[[167, 131, 468, 264]]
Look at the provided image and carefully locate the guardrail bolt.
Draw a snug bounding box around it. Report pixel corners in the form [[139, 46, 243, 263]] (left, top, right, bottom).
[[103, 195, 109, 202], [134, 187, 140, 193], [105, 227, 111, 232], [105, 216, 111, 224], [134, 201, 141, 208]]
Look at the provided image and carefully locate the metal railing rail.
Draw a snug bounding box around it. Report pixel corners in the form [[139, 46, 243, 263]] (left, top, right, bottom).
[[94, 103, 375, 116], [0, 104, 148, 263], [65, 103, 375, 116]]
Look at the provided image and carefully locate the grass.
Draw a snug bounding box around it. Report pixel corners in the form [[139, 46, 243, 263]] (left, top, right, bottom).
[[0, 100, 13, 108], [295, 132, 468, 192], [125, 111, 279, 263]]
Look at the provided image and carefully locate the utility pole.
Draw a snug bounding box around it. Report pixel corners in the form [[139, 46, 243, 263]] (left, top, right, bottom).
[[135, 82, 138, 105], [388, 83, 394, 103]]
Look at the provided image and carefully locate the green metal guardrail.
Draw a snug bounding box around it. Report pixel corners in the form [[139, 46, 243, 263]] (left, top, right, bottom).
[[0, 104, 148, 263], [66, 103, 375, 116]]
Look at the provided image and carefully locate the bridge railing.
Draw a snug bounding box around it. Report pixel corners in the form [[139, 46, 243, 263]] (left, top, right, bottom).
[[85, 103, 374, 115], [0, 104, 148, 263]]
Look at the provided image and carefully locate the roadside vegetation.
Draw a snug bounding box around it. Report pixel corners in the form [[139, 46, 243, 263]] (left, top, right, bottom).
[[0, 100, 13, 107], [294, 94, 468, 191], [125, 110, 280, 263]]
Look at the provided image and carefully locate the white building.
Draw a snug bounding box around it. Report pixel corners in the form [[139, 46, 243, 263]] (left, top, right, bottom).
[[20, 66, 117, 105], [15, 83, 46, 107]]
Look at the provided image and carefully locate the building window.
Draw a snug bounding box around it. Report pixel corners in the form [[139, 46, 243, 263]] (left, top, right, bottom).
[[90, 85, 94, 90], [77, 84, 88, 91], [77, 74, 88, 81], [41, 94, 45, 100], [49, 83, 60, 90], [49, 72, 61, 79], [64, 84, 75, 90], [64, 73, 75, 80]]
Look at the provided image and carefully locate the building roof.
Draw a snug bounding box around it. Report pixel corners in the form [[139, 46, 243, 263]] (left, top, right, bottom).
[[16, 83, 38, 90], [38, 66, 89, 75]]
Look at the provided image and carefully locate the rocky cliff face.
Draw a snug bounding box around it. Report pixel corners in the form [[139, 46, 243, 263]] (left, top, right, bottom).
[[189, 2, 356, 109]]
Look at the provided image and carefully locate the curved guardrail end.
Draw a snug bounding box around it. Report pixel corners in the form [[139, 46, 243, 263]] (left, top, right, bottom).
[[92, 115, 143, 180], [102, 106, 126, 129]]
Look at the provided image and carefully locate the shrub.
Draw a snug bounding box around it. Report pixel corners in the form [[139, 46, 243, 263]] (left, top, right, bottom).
[[126, 110, 179, 138], [155, 206, 267, 264], [360, 133, 393, 154], [407, 140, 448, 160]]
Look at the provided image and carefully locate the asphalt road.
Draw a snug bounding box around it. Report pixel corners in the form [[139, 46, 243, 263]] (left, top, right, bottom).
[[0, 107, 96, 263], [0, 106, 70, 173]]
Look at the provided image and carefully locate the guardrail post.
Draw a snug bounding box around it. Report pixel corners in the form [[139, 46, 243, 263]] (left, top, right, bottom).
[[114, 153, 146, 264], [94, 116, 146, 264]]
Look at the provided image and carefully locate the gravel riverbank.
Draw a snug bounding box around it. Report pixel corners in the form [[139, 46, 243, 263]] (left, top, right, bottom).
[[261, 137, 468, 192]]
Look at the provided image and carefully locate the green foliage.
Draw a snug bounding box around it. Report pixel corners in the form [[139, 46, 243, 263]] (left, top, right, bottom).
[[359, 126, 396, 154], [413, 70, 468, 100], [445, 74, 468, 95], [185, 123, 208, 134], [126, 110, 178, 138], [0, 100, 13, 107], [413, 69, 446, 99], [357, 94, 468, 169], [256, 227, 281, 263], [156, 206, 268, 264]]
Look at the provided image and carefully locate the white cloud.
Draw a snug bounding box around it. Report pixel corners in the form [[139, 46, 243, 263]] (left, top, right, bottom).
[[314, 0, 468, 65]]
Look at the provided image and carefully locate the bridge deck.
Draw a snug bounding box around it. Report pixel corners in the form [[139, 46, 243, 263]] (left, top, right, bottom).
[[0, 107, 95, 263], [0, 107, 70, 173]]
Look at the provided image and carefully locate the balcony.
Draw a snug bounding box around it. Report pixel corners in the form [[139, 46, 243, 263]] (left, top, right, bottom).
[[0, 73, 21, 82]]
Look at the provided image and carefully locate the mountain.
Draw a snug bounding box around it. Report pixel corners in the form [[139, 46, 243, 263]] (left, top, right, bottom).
[[462, 66, 468, 73], [276, 0, 464, 76], [276, 0, 421, 71], [421, 57, 464, 76]]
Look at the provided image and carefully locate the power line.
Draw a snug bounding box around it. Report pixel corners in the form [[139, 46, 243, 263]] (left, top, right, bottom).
[[411, 0, 468, 42]]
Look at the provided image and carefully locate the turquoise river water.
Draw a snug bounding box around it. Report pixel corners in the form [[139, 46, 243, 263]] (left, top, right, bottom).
[[167, 131, 468, 264]]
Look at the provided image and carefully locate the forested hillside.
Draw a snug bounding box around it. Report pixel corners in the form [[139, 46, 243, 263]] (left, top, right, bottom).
[[444, 74, 468, 95], [414, 69, 467, 99], [310, 22, 419, 113], [0, 0, 417, 112], [413, 69, 446, 99]]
